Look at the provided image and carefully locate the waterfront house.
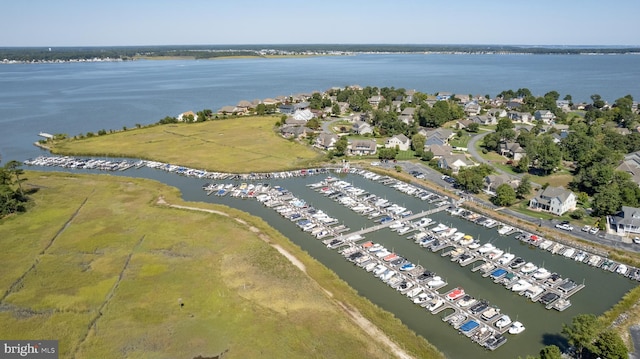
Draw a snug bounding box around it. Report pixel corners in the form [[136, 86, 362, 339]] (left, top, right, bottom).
[[368, 95, 384, 109], [464, 102, 481, 116], [218, 105, 239, 115], [236, 100, 253, 113], [529, 186, 576, 216], [348, 139, 377, 156], [352, 121, 373, 135], [385, 134, 411, 151], [279, 102, 310, 114], [315, 133, 339, 150], [436, 92, 452, 101], [534, 110, 556, 124], [399, 107, 416, 125], [610, 206, 640, 235], [437, 154, 475, 174], [425, 144, 453, 158], [484, 174, 520, 194]]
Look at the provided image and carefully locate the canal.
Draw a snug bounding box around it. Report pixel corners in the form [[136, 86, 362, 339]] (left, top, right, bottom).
[[42, 165, 640, 359]]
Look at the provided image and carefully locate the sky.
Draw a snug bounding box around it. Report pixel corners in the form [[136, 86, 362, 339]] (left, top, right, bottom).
[[3, 0, 640, 47]]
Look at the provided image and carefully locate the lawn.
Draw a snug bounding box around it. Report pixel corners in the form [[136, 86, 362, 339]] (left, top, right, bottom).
[[49, 116, 324, 173], [0, 172, 443, 359]]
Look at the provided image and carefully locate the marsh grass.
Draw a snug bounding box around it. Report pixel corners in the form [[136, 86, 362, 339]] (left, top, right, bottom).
[[0, 172, 443, 359], [50, 116, 324, 173]]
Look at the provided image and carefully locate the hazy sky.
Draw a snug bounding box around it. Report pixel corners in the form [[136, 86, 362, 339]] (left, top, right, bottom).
[[3, 0, 640, 47]]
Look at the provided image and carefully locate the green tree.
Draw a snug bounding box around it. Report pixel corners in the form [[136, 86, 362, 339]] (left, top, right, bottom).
[[591, 94, 606, 109], [516, 174, 532, 199], [562, 314, 598, 359], [256, 103, 266, 115], [516, 155, 530, 173], [334, 136, 348, 156], [411, 134, 426, 156], [592, 184, 622, 216], [331, 103, 340, 116], [4, 160, 26, 196], [421, 150, 434, 162], [306, 118, 320, 130], [532, 135, 562, 175], [591, 330, 628, 359], [455, 164, 492, 193], [466, 122, 479, 132], [539, 345, 562, 359], [492, 184, 517, 206]]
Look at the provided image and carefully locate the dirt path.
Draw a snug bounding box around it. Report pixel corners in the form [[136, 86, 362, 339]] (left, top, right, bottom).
[[156, 196, 414, 359]]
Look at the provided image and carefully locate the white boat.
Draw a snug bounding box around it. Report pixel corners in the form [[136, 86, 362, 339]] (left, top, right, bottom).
[[509, 321, 525, 334], [520, 262, 538, 274], [405, 287, 423, 298], [373, 265, 387, 276], [439, 227, 458, 238], [497, 253, 515, 265], [427, 276, 445, 288], [450, 232, 466, 242], [523, 285, 544, 299], [562, 247, 576, 258], [498, 225, 513, 235], [414, 217, 434, 228], [487, 248, 504, 260], [511, 279, 532, 292], [431, 223, 448, 233], [483, 219, 496, 227], [427, 298, 445, 312], [389, 221, 405, 230], [478, 243, 495, 254], [413, 292, 432, 305], [538, 240, 554, 250], [532, 267, 552, 280], [468, 241, 481, 250], [457, 295, 477, 308], [495, 315, 512, 329], [616, 264, 629, 275]]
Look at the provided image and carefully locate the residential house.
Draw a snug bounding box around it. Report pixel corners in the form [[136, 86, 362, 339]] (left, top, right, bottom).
[[236, 100, 253, 113], [352, 121, 373, 135], [484, 174, 520, 194], [610, 206, 640, 235], [464, 102, 481, 116], [529, 186, 577, 216], [399, 107, 416, 125], [218, 105, 239, 115], [314, 133, 339, 150], [534, 110, 556, 124], [280, 125, 309, 139], [470, 115, 497, 126], [424, 144, 452, 158], [368, 95, 384, 109], [456, 119, 474, 130], [487, 108, 507, 118], [262, 98, 279, 106], [437, 154, 475, 174], [279, 101, 310, 114], [436, 92, 452, 101], [421, 128, 454, 146], [292, 109, 314, 121], [348, 139, 377, 156], [616, 150, 640, 185], [499, 142, 526, 161], [385, 134, 411, 151], [556, 100, 571, 112], [508, 111, 533, 123]]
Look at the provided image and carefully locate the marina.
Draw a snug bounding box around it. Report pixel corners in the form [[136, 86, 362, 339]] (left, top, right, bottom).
[[24, 156, 640, 358]]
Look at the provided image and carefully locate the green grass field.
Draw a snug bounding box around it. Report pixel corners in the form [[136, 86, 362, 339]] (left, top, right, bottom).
[[50, 116, 324, 173], [0, 172, 443, 359]]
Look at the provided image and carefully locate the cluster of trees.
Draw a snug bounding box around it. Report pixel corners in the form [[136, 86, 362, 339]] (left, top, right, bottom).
[[0, 161, 29, 217], [521, 314, 627, 359], [415, 99, 465, 128]]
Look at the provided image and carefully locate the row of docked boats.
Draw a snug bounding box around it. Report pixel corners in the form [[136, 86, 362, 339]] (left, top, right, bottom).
[[341, 240, 523, 351], [25, 155, 338, 180]]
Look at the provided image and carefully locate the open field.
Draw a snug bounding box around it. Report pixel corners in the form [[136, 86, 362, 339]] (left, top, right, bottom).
[[49, 116, 324, 173], [0, 171, 442, 359]]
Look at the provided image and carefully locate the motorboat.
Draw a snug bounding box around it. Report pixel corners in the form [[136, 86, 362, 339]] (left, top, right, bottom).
[[523, 285, 544, 299], [426, 298, 445, 312], [509, 257, 525, 268], [427, 276, 445, 288], [459, 235, 474, 246], [468, 241, 481, 250], [520, 262, 538, 274], [469, 300, 489, 315], [487, 248, 504, 260], [494, 315, 512, 329], [562, 247, 576, 258], [538, 239, 554, 250], [413, 292, 432, 305], [508, 321, 525, 334], [431, 223, 448, 233], [478, 243, 495, 254], [400, 262, 416, 271], [448, 247, 465, 260], [497, 225, 513, 235], [616, 264, 629, 275], [532, 267, 552, 280], [497, 253, 515, 265], [457, 295, 477, 307], [511, 279, 532, 292], [481, 307, 501, 321], [446, 287, 466, 301], [405, 287, 423, 298], [440, 227, 458, 238]]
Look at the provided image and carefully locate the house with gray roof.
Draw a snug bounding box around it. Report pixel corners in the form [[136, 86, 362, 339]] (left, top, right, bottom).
[[437, 154, 475, 174], [610, 206, 640, 235], [348, 139, 377, 156], [352, 121, 373, 135], [499, 142, 526, 161], [534, 110, 556, 124], [484, 174, 520, 194], [314, 133, 339, 150], [616, 150, 640, 185], [529, 186, 576, 216], [425, 144, 452, 158]]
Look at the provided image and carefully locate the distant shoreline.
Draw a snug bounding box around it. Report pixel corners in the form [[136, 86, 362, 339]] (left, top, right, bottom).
[[2, 44, 640, 64]]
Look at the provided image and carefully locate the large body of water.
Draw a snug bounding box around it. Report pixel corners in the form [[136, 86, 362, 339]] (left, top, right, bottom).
[[2, 54, 640, 358], [1, 53, 640, 161]]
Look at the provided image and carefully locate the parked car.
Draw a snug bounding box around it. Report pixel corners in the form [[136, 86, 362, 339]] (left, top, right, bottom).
[[633, 237, 640, 244], [555, 223, 573, 231], [581, 225, 591, 232], [589, 227, 600, 235]]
